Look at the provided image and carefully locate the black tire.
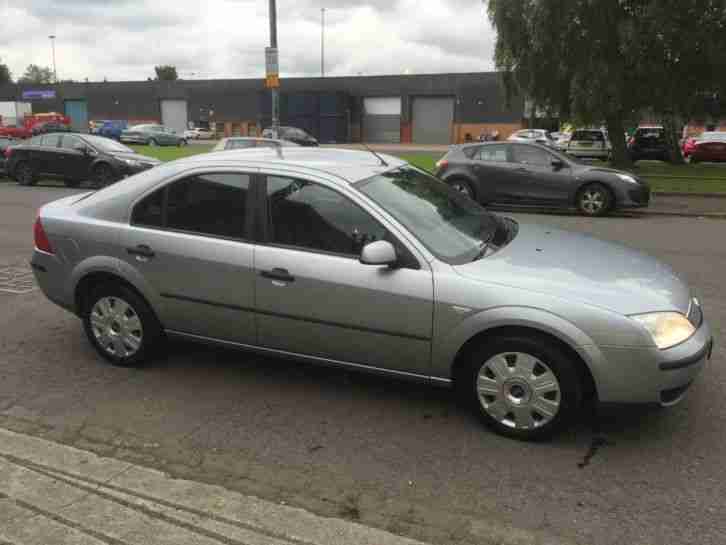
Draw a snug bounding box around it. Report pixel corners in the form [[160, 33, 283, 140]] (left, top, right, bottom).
[[82, 283, 162, 368], [92, 163, 115, 188], [178, 139, 187, 147], [576, 182, 612, 217], [149, 138, 158, 147], [690, 156, 699, 164], [15, 162, 36, 186], [446, 178, 476, 201], [459, 334, 583, 441]]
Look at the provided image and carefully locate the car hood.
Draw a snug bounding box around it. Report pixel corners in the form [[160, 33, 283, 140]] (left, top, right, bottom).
[[454, 223, 690, 316], [110, 152, 161, 164]]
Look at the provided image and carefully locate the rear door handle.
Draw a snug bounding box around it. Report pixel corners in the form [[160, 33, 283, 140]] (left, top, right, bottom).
[[126, 244, 155, 258], [260, 267, 295, 283]]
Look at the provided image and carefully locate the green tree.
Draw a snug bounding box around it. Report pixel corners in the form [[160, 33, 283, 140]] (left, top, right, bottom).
[[0, 58, 11, 85], [18, 64, 54, 84], [488, 0, 726, 167], [154, 65, 178, 81]]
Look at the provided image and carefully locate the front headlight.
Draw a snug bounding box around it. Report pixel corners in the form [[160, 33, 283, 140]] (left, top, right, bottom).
[[616, 173, 638, 184], [123, 159, 142, 167], [631, 312, 695, 349]]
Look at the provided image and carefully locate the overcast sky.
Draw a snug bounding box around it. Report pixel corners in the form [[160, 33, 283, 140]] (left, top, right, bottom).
[[0, 0, 495, 82]]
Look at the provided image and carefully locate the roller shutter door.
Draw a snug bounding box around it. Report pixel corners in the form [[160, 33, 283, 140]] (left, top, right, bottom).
[[160, 100, 189, 135], [412, 97, 454, 144], [363, 97, 400, 143]]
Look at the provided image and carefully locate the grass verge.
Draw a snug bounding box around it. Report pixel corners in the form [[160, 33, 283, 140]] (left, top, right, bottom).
[[130, 146, 726, 194]]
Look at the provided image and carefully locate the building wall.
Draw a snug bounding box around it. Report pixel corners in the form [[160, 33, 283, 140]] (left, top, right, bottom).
[[0, 72, 525, 142], [454, 122, 523, 143]]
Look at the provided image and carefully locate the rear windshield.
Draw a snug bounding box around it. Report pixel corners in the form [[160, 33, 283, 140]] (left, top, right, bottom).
[[572, 131, 604, 141]]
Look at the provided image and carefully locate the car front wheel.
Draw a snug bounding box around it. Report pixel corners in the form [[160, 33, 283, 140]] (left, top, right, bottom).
[[82, 283, 162, 367], [92, 163, 115, 188], [577, 183, 612, 216], [460, 334, 583, 441]]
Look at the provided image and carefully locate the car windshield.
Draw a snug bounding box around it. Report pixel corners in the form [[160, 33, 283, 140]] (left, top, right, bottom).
[[84, 135, 134, 153], [356, 166, 499, 264]]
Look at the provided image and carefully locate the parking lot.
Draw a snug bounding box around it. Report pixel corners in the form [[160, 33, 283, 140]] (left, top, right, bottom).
[[1, 181, 725, 545]]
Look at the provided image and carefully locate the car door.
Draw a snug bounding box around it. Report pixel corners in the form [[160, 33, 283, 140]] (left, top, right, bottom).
[[468, 144, 523, 203], [118, 170, 258, 344], [58, 134, 94, 180], [510, 144, 573, 203], [254, 172, 434, 375], [32, 134, 63, 175]]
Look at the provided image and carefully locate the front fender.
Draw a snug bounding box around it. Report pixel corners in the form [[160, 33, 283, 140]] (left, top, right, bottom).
[[432, 305, 601, 381]]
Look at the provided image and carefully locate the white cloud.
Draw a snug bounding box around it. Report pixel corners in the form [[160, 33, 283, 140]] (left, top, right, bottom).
[[0, 0, 495, 82]]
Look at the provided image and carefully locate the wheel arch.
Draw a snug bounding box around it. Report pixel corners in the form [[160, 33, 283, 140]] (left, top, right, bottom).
[[442, 172, 480, 200], [439, 307, 600, 401], [573, 179, 616, 207], [451, 325, 597, 402]]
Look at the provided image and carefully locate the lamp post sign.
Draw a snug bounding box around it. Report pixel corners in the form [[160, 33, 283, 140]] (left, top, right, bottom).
[[265, 47, 279, 89]]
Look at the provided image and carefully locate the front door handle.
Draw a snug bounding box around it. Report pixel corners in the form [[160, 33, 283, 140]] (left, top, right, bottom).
[[260, 267, 295, 283], [126, 244, 155, 259]]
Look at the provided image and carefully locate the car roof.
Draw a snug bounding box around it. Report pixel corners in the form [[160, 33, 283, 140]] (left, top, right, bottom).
[[168, 147, 406, 184]]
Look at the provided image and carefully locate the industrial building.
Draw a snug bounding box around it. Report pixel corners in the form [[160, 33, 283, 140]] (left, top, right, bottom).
[[0, 72, 525, 144]]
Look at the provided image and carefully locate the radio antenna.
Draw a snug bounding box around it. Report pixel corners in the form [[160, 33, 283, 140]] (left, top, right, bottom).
[[361, 143, 388, 167]]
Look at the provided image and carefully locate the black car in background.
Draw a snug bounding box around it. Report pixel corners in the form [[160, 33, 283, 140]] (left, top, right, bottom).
[[261, 126, 319, 146], [434, 142, 650, 216], [627, 126, 670, 162], [0, 136, 18, 175], [7, 133, 161, 188]]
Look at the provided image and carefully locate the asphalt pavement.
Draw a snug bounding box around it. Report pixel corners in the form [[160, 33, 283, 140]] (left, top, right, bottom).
[[0, 183, 725, 545]]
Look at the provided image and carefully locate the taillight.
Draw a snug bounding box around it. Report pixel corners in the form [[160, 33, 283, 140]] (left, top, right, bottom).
[[4, 147, 12, 158], [34, 216, 54, 254], [628, 137, 635, 147], [435, 159, 449, 171]]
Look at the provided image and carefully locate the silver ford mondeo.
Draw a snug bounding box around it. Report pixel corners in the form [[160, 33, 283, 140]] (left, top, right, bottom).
[[30, 148, 713, 440]]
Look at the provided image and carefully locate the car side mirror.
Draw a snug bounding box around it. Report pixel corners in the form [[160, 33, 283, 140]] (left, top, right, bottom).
[[74, 143, 89, 154], [551, 159, 565, 169], [360, 240, 397, 267]]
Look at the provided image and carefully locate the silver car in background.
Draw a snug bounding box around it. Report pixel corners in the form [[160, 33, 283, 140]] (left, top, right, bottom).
[[507, 129, 557, 147], [31, 148, 713, 440], [211, 137, 299, 152]]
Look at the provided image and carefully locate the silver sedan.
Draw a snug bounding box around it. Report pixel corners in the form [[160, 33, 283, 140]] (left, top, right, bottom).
[[30, 148, 713, 440]]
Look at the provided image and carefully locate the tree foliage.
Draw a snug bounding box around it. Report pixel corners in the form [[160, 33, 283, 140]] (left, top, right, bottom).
[[488, 0, 726, 166], [0, 58, 11, 85], [154, 65, 178, 81], [18, 64, 54, 84]]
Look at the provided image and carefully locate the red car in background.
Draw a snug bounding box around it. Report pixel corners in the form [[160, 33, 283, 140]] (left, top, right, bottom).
[[686, 132, 726, 163]]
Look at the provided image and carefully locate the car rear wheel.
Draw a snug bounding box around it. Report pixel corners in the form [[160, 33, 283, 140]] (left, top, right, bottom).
[[447, 178, 476, 200], [149, 138, 158, 147], [460, 335, 582, 441], [577, 183, 612, 216], [82, 283, 162, 367], [15, 162, 36, 186], [178, 139, 187, 147], [92, 163, 115, 188]]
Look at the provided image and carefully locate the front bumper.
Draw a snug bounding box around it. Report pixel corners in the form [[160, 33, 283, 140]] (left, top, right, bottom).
[[582, 319, 713, 405], [618, 184, 651, 208]]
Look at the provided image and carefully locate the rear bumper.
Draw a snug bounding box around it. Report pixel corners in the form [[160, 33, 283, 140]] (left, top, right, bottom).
[[30, 249, 76, 314]]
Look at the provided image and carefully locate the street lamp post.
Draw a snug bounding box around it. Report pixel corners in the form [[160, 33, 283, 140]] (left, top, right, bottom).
[[321, 8, 325, 78], [267, 0, 280, 138], [48, 35, 57, 83]]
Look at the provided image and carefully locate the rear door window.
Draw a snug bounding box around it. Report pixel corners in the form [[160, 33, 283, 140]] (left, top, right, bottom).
[[474, 145, 508, 162], [61, 135, 83, 149]]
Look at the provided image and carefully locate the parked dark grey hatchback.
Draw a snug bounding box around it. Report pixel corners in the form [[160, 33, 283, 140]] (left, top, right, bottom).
[[434, 142, 650, 216]]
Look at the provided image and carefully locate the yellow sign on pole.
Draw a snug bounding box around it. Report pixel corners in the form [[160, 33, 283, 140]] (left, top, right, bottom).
[[265, 74, 280, 88]]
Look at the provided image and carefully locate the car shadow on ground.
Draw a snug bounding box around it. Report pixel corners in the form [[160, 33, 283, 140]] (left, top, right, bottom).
[[153, 337, 664, 450]]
